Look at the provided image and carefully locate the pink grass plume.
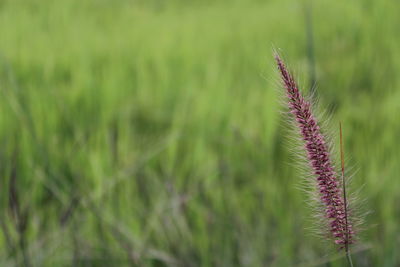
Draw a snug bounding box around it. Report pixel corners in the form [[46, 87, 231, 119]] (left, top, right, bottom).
[[274, 53, 354, 252]]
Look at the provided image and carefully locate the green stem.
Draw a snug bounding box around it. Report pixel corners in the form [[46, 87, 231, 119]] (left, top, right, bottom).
[[340, 123, 353, 267], [345, 248, 354, 267]]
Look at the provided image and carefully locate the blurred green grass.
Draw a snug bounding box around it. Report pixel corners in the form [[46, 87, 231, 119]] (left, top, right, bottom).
[[0, 0, 399, 266]]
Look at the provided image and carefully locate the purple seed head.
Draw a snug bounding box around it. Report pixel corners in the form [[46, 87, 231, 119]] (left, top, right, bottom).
[[274, 54, 354, 248]]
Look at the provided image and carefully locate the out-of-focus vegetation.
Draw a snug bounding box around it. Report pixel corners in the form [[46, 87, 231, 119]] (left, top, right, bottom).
[[0, 0, 399, 266]]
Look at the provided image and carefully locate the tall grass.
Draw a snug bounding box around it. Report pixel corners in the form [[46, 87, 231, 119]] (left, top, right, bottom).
[[0, 0, 399, 266]]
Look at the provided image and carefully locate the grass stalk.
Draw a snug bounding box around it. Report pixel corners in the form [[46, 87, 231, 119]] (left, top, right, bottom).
[[340, 123, 353, 267]]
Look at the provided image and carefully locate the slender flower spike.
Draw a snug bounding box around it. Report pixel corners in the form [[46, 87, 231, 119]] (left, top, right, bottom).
[[274, 54, 354, 248]]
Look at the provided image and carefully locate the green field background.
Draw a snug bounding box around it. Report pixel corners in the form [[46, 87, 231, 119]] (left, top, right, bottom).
[[0, 0, 399, 266]]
